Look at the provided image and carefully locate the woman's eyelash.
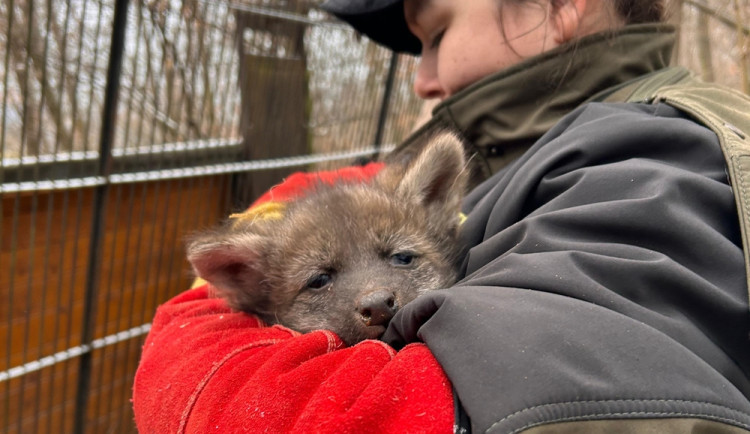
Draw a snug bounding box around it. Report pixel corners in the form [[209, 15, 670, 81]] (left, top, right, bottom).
[[430, 30, 445, 49]]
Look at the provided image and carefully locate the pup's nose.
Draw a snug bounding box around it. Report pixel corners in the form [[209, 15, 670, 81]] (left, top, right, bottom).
[[356, 290, 399, 327]]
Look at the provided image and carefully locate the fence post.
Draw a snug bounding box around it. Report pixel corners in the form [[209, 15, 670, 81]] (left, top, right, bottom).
[[73, 0, 129, 432], [233, 8, 311, 208], [373, 53, 399, 159]]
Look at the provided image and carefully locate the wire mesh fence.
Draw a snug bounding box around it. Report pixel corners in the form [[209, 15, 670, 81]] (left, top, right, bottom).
[[0, 1, 423, 432]]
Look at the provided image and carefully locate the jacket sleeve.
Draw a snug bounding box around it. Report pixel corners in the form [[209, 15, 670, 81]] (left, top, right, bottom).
[[132, 285, 454, 433], [383, 102, 750, 433]]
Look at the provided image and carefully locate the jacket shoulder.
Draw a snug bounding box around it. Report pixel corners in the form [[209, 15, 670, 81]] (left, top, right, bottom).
[[644, 71, 750, 303]]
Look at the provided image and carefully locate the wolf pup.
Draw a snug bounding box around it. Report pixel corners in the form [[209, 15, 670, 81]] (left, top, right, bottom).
[[187, 132, 468, 346]]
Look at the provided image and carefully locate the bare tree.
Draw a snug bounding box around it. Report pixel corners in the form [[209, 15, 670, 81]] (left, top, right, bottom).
[[696, 8, 715, 81], [731, 0, 749, 93], [0, 0, 244, 159], [678, 0, 750, 93]]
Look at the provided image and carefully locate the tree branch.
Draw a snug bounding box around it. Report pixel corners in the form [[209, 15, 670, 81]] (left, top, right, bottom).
[[684, 0, 750, 36]]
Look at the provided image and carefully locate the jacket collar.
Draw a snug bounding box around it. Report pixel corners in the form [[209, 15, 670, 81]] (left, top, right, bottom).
[[397, 24, 676, 182]]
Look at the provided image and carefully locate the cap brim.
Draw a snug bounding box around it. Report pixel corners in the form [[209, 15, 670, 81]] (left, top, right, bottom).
[[321, 0, 421, 55]]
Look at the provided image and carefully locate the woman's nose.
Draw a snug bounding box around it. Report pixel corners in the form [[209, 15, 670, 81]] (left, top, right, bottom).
[[413, 56, 444, 100]]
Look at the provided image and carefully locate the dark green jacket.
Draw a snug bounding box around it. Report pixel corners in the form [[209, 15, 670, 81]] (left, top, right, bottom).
[[384, 24, 750, 433]]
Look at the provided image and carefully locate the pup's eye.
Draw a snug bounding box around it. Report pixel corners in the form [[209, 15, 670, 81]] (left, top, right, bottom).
[[390, 252, 416, 267], [306, 273, 332, 290]]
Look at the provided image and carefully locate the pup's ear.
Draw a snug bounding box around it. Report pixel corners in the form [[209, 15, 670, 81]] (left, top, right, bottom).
[[187, 230, 273, 315], [390, 132, 467, 210]]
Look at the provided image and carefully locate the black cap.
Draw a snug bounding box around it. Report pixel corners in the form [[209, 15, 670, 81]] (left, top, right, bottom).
[[321, 0, 421, 54]]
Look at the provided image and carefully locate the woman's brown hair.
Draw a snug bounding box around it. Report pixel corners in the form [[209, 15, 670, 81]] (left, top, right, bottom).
[[614, 0, 666, 24]]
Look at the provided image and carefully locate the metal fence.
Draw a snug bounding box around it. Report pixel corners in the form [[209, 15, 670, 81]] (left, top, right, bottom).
[[0, 1, 423, 432]]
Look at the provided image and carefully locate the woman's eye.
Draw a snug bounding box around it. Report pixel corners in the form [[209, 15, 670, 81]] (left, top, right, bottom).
[[430, 30, 445, 49], [306, 273, 332, 290], [390, 252, 416, 267]]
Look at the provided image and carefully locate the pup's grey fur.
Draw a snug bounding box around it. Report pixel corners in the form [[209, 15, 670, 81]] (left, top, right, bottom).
[[187, 133, 467, 345]]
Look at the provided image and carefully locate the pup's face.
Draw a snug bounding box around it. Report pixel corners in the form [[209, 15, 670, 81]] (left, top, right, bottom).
[[256, 185, 461, 344], [188, 133, 467, 345]]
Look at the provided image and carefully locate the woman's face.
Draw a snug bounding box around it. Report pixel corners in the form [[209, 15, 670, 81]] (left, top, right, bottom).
[[404, 0, 575, 100]]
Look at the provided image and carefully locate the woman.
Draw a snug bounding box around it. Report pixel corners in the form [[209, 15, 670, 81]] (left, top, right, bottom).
[[133, 1, 750, 432]]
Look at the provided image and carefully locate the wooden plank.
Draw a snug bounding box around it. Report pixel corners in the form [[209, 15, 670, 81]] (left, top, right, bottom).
[[1, 174, 230, 434]]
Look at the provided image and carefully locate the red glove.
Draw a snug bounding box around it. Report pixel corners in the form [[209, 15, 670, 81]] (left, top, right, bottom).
[[250, 162, 385, 207], [133, 285, 454, 433], [133, 164, 454, 433]]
